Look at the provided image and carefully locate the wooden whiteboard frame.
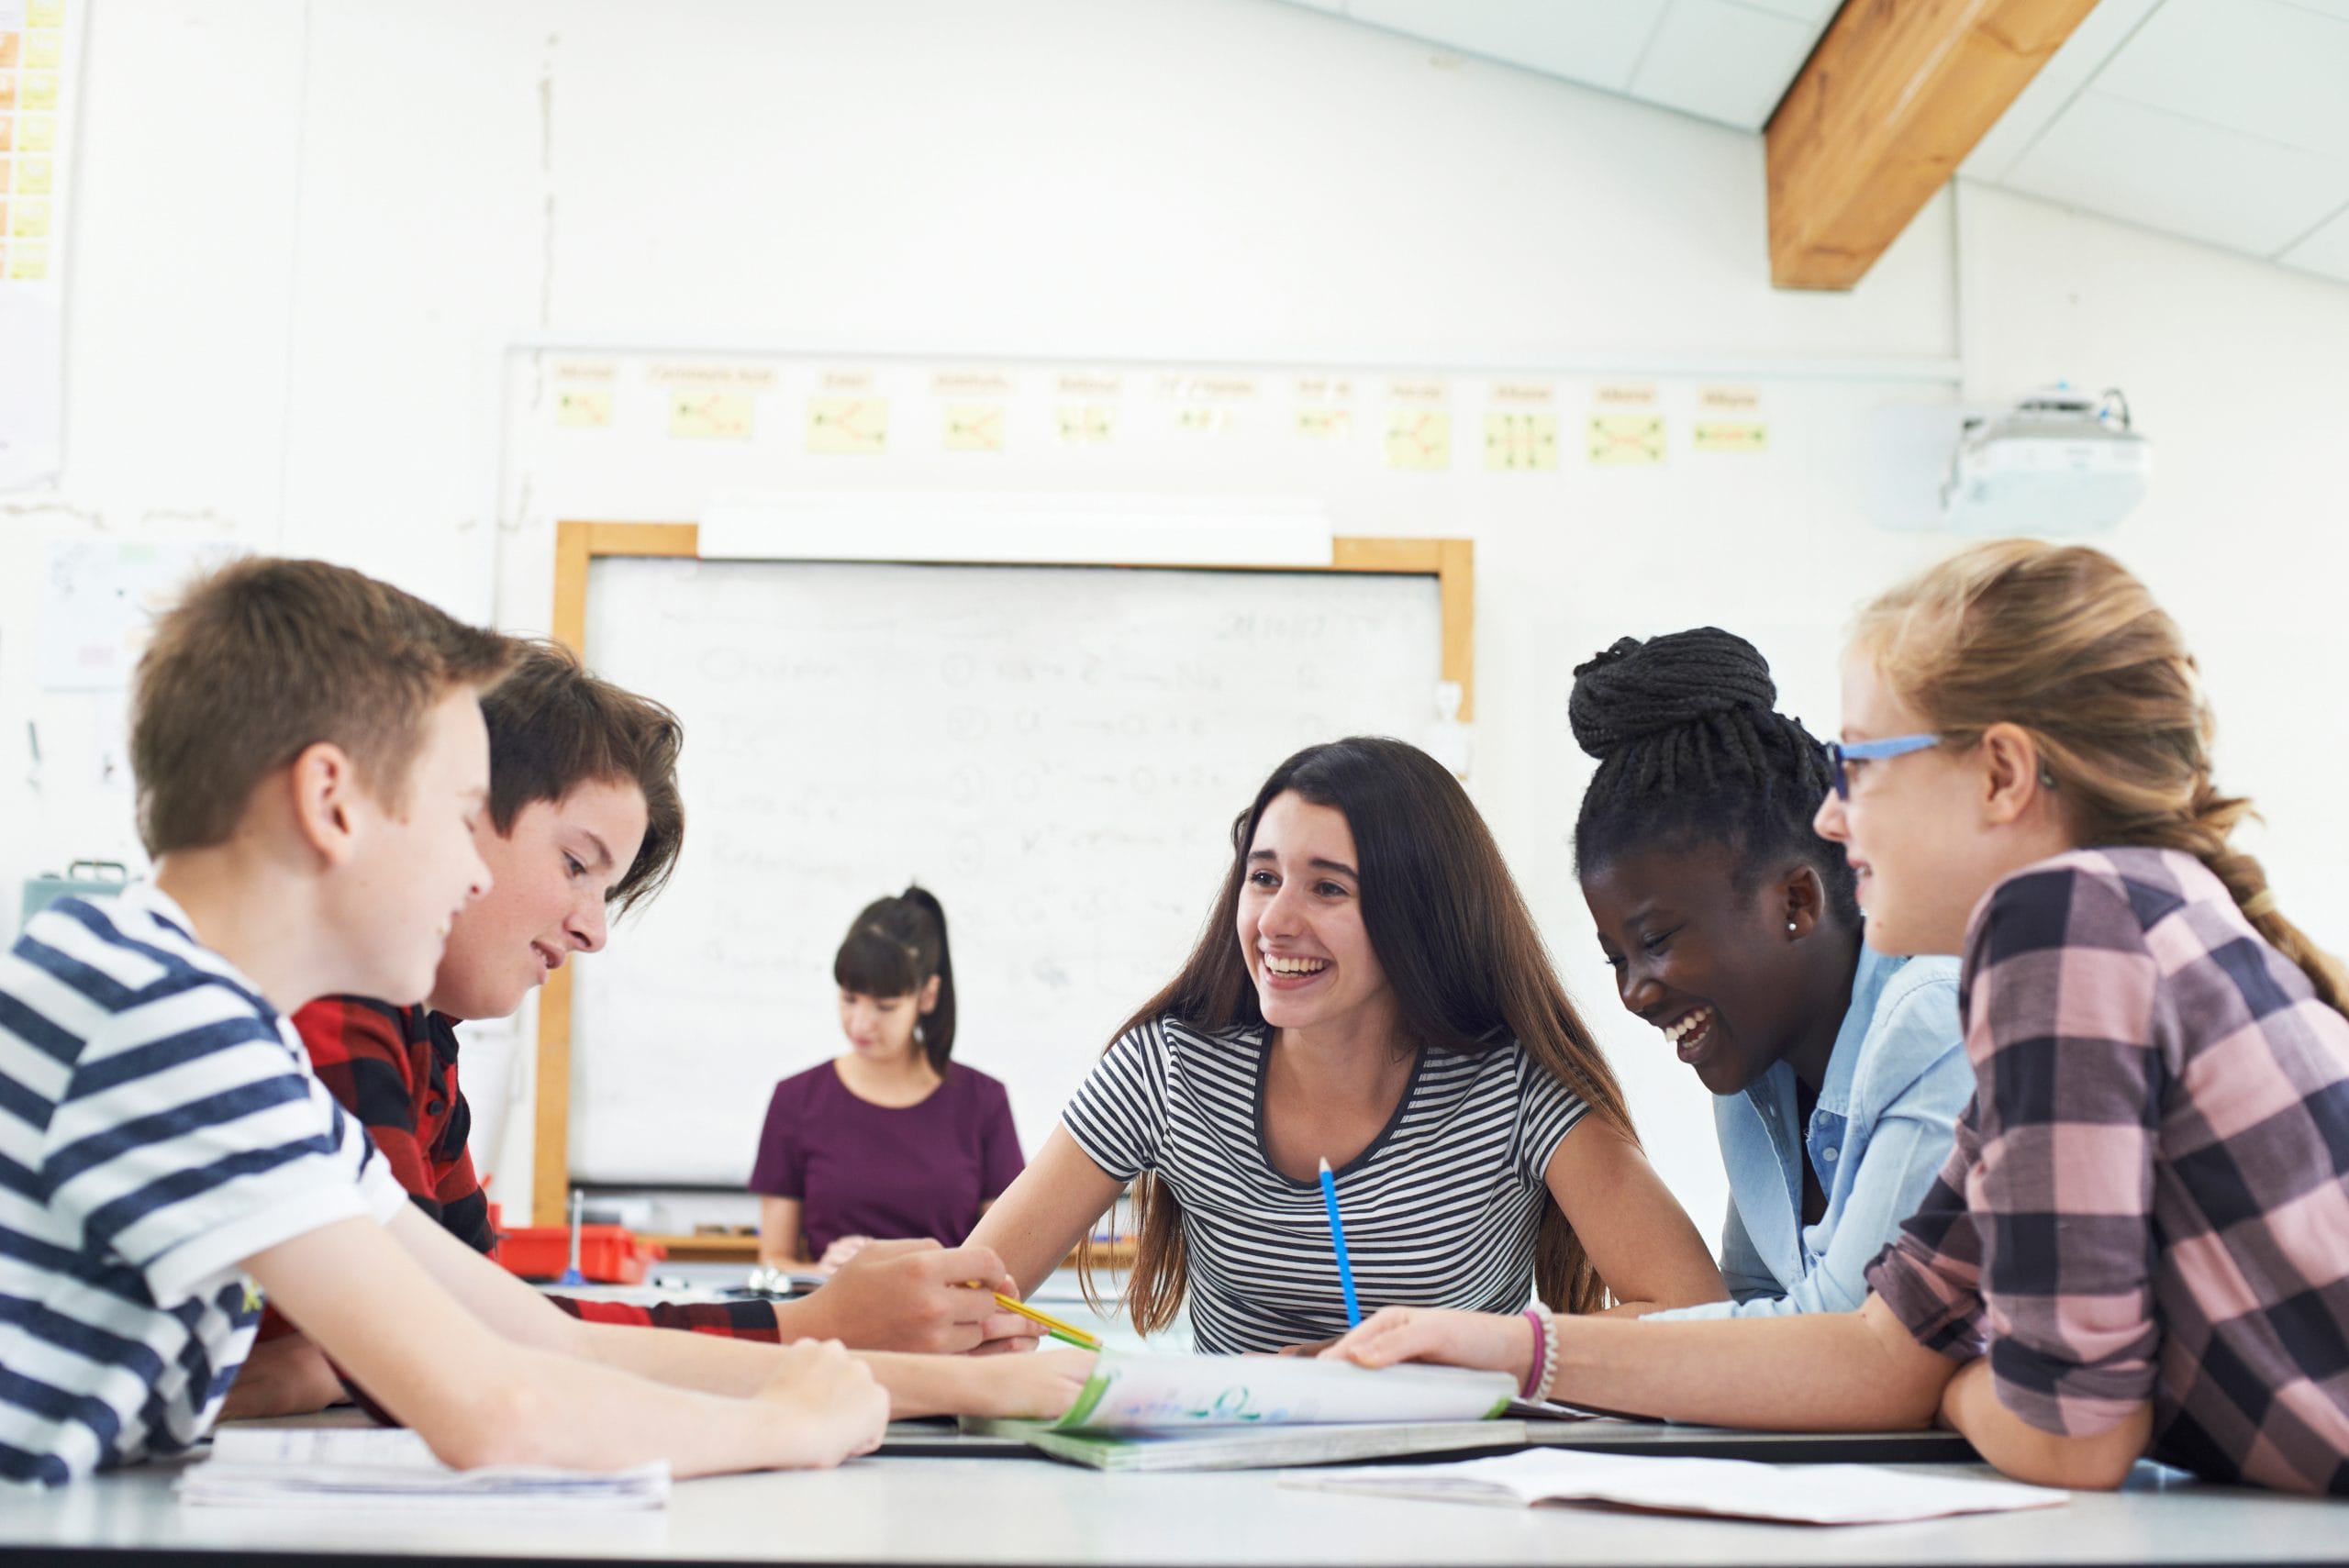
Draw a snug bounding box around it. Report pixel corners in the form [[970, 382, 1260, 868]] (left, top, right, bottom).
[[532, 518, 1475, 1224]]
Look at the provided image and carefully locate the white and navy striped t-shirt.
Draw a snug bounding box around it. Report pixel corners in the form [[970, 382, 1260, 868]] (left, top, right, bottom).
[[1063, 1016, 1588, 1353], [0, 884, 406, 1485]]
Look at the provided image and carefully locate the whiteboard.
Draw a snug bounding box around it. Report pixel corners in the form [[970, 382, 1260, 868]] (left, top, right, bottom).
[[571, 556, 1444, 1185]]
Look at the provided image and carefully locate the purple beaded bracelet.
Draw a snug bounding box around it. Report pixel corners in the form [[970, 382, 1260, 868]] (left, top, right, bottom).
[[1520, 1307, 1549, 1399]]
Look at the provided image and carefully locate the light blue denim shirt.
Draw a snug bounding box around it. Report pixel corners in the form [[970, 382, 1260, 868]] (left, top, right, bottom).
[[1647, 944, 1967, 1320]]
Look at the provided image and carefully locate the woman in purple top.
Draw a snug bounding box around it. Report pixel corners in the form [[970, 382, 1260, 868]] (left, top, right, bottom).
[[751, 886, 1025, 1273]]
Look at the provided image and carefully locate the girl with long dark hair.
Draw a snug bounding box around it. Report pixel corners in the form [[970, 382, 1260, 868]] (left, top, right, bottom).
[[970, 737, 1722, 1351]]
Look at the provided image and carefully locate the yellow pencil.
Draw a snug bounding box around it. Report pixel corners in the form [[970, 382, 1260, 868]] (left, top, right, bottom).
[[991, 1292, 1102, 1351]]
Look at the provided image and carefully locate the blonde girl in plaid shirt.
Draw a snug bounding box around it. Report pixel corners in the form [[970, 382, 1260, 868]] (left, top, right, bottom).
[[1323, 540, 2349, 1496]]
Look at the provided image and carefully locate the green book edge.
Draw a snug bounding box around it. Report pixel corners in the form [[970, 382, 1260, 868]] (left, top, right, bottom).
[[961, 1418, 1530, 1473]]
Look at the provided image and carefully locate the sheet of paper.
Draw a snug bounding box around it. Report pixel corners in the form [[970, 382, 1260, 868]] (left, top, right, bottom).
[[180, 1427, 670, 1509], [1286, 1447, 2070, 1526], [39, 538, 241, 691], [1055, 1348, 1515, 1431]]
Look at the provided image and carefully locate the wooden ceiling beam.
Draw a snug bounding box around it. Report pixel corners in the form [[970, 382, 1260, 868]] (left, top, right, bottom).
[[1765, 0, 2099, 290]]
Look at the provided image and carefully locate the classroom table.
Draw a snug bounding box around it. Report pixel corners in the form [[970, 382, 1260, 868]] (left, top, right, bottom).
[[5, 1442, 2345, 1568], [14, 1270, 2341, 1566]]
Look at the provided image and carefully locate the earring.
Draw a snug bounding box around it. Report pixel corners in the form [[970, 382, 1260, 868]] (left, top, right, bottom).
[[1787, 920, 1798, 933]]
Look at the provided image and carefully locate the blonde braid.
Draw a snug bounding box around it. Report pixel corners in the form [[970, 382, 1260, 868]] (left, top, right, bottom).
[[1858, 539, 2348, 1020]]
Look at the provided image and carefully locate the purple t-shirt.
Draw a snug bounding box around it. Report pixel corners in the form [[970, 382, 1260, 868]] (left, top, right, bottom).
[[747, 1061, 1025, 1257]]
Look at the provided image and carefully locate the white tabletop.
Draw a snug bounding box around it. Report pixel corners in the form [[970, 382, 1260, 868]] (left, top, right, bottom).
[[6, 1448, 2344, 1567]]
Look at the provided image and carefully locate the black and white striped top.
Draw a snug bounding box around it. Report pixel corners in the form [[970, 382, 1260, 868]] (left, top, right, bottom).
[[0, 885, 406, 1485], [1063, 1016, 1588, 1353]]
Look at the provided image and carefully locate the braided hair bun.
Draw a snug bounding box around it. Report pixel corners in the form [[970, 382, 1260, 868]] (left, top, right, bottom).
[[1569, 626, 1856, 924], [1569, 628, 1778, 760]]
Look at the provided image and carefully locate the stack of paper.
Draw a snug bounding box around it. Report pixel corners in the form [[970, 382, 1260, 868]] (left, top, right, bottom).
[[1283, 1447, 2070, 1525], [178, 1427, 669, 1510]]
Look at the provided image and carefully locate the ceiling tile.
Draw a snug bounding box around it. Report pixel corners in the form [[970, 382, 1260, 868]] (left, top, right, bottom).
[[1732, 0, 1843, 22], [1628, 0, 1823, 131], [2094, 0, 2349, 157], [2043, 0, 2176, 75], [1962, 0, 2167, 182], [2002, 90, 2349, 255], [2279, 200, 2349, 282], [1342, 0, 1671, 92], [1963, 59, 2092, 182]]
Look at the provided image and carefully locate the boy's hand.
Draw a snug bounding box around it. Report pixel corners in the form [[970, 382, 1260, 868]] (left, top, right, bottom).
[[784, 1240, 1035, 1354], [219, 1332, 348, 1420], [958, 1350, 1098, 1420], [755, 1339, 890, 1468]]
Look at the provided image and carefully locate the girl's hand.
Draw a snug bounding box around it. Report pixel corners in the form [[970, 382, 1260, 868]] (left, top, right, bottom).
[[1319, 1307, 1538, 1392], [961, 1350, 1098, 1419], [817, 1234, 874, 1275]]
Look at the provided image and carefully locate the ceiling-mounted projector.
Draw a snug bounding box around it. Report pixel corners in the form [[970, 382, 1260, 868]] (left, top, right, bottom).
[[1941, 385, 2148, 535]]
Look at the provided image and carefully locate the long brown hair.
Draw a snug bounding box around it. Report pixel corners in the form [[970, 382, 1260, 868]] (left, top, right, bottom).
[[1078, 736, 1638, 1332], [1855, 539, 2346, 1015]]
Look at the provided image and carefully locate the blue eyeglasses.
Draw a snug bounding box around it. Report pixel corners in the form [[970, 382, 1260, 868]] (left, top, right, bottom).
[[1821, 734, 1940, 800]]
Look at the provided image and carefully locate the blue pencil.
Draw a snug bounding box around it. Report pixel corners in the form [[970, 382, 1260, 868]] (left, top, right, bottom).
[[1317, 1155, 1363, 1328]]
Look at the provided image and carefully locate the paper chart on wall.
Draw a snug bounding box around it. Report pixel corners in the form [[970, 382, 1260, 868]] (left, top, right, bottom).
[[0, 0, 83, 491], [39, 538, 241, 691]]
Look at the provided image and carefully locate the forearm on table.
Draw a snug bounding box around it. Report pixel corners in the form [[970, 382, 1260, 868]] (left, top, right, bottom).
[[410, 1338, 803, 1476], [1549, 1296, 1954, 1430], [1939, 1359, 2150, 1490], [855, 1351, 972, 1418], [568, 1315, 793, 1396]]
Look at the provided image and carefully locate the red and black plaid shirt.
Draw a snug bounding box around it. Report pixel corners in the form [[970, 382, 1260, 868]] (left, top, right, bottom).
[[284, 996, 778, 1342]]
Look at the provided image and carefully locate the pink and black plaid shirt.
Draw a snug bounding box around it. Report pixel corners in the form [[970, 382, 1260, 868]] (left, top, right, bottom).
[[1866, 847, 2349, 1496]]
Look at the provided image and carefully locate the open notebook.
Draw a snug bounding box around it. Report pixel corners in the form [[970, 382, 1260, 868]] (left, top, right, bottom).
[[965, 1349, 1524, 1472], [178, 1427, 669, 1509], [1284, 1448, 2069, 1525]]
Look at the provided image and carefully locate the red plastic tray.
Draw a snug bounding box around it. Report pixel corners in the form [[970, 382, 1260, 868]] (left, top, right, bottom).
[[492, 1224, 666, 1285]]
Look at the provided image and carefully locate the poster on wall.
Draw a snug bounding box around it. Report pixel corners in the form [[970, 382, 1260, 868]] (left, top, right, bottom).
[[39, 538, 242, 691], [0, 0, 84, 492]]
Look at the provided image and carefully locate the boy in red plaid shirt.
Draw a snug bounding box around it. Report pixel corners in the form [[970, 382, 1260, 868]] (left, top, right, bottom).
[[229, 643, 1053, 1421]]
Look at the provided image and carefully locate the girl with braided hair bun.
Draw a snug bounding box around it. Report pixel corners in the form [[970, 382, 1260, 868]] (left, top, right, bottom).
[[1322, 546, 2349, 1497], [1566, 627, 1968, 1321]]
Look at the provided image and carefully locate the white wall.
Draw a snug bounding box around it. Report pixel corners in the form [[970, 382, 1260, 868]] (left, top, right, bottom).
[[6, 0, 2344, 1240]]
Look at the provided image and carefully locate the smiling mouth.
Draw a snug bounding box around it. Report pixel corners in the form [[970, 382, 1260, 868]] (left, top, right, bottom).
[[1663, 1006, 1716, 1062]]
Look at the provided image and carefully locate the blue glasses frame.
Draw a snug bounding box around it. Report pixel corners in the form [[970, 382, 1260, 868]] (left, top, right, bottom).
[[1822, 733, 1940, 800]]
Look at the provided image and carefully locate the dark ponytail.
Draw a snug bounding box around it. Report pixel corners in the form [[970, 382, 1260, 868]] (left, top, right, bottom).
[[1569, 627, 1856, 927], [832, 884, 958, 1072]]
